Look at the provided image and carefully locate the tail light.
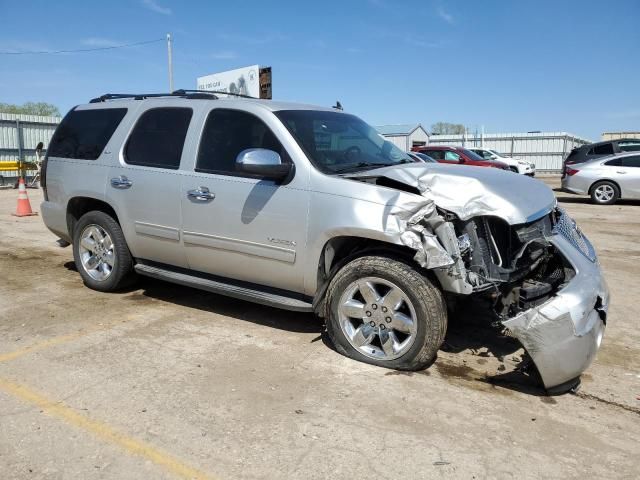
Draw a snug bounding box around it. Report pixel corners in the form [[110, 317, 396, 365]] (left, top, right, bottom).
[[41, 153, 48, 200], [565, 167, 579, 176]]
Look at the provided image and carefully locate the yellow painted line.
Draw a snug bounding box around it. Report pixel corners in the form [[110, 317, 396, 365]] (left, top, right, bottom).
[[0, 377, 216, 480], [0, 320, 128, 364]]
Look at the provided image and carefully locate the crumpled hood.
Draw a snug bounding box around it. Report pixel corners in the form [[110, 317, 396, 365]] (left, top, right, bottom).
[[348, 163, 555, 225]]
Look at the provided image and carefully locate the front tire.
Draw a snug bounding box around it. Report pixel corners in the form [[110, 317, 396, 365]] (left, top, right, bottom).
[[590, 181, 619, 205], [325, 255, 447, 371], [73, 210, 135, 292]]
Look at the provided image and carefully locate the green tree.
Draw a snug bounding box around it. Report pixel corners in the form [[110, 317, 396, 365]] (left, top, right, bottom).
[[0, 101, 61, 117], [430, 122, 466, 135]]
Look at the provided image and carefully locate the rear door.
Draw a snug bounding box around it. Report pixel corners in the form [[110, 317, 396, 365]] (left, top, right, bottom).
[[105, 105, 193, 267], [618, 155, 640, 198], [179, 107, 310, 293]]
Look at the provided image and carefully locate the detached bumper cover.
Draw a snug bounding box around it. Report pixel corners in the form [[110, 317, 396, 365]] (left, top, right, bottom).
[[502, 228, 608, 390]]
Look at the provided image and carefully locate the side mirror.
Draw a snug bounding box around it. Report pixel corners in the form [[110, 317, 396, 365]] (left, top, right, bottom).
[[236, 148, 293, 180], [490, 154, 498, 160], [458, 157, 466, 163]]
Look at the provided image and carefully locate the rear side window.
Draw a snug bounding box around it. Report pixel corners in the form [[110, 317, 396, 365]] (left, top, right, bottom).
[[48, 108, 127, 160], [125, 108, 192, 169], [196, 109, 289, 176], [424, 150, 444, 160], [589, 143, 614, 155], [605, 158, 622, 166], [622, 155, 640, 168], [618, 141, 640, 152]]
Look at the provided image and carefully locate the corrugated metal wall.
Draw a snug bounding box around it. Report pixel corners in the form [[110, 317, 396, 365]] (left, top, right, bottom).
[[0, 112, 61, 163], [427, 132, 591, 172]]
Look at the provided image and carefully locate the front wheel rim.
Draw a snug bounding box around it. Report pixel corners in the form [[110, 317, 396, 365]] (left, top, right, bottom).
[[338, 277, 418, 361], [78, 224, 115, 281], [595, 184, 614, 202]]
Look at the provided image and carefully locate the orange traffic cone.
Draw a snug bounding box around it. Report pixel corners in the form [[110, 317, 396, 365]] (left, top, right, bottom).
[[12, 177, 38, 217]]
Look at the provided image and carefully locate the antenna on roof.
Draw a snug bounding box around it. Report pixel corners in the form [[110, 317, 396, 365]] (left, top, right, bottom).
[[333, 101, 343, 111]]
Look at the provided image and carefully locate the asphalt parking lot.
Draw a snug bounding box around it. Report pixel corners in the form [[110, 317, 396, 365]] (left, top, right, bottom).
[[1, 178, 639, 479]]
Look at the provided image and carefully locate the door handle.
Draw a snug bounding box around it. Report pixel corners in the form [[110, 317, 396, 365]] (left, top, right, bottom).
[[616, 170, 627, 174], [110, 175, 132, 189], [187, 186, 216, 202]]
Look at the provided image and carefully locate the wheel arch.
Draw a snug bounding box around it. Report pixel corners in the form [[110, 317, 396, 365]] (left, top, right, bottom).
[[588, 178, 622, 196], [312, 235, 430, 317], [66, 196, 121, 238]]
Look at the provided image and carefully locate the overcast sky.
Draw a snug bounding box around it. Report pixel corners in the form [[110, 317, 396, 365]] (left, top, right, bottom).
[[1, 0, 638, 140]]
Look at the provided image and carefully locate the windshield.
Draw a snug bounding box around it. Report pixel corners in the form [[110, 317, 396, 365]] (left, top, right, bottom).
[[275, 110, 413, 174], [460, 148, 487, 161]]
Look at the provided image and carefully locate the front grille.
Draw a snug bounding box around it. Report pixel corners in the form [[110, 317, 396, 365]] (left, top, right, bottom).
[[553, 209, 597, 262]]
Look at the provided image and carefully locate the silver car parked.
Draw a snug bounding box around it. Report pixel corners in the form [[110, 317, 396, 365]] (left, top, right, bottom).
[[40, 91, 608, 393], [562, 152, 640, 204]]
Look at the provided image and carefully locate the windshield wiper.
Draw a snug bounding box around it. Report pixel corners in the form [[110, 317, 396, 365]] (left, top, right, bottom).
[[333, 160, 409, 174]]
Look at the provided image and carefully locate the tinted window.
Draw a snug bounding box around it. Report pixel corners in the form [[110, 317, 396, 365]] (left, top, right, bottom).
[[605, 158, 622, 166], [444, 151, 460, 161], [589, 143, 614, 155], [125, 108, 192, 169], [423, 150, 444, 160], [622, 155, 640, 168], [618, 141, 640, 152], [48, 108, 127, 160], [197, 109, 290, 175]]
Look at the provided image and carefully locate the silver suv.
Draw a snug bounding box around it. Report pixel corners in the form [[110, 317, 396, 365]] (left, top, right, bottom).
[[41, 92, 609, 393]]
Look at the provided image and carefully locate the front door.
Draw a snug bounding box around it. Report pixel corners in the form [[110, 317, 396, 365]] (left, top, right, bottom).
[[618, 155, 640, 198], [180, 108, 309, 293]]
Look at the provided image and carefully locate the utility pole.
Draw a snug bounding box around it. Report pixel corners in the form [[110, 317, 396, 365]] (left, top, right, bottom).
[[167, 33, 174, 92]]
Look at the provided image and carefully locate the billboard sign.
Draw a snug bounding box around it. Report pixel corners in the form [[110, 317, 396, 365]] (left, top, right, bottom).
[[197, 65, 260, 98]]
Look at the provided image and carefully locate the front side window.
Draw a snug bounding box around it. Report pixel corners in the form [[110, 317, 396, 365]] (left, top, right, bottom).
[[474, 149, 492, 159], [622, 155, 640, 168], [444, 151, 460, 161], [196, 109, 289, 175], [618, 141, 640, 152], [125, 108, 192, 169], [275, 110, 413, 174], [48, 108, 127, 160]]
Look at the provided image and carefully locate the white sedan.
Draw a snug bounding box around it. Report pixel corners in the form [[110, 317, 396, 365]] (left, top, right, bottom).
[[469, 148, 535, 176]]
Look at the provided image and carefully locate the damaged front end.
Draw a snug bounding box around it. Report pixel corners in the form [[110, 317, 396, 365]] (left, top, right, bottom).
[[348, 166, 609, 392], [435, 207, 608, 392]]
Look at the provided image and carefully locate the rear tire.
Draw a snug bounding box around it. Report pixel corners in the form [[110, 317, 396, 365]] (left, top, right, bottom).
[[590, 181, 619, 205], [73, 210, 136, 292], [325, 255, 447, 371]]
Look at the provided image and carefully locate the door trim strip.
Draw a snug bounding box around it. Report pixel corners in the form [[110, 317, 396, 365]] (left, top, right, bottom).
[[134, 222, 180, 241], [183, 231, 296, 263]]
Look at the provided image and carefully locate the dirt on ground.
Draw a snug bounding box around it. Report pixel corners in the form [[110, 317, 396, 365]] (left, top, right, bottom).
[[0, 179, 639, 479]]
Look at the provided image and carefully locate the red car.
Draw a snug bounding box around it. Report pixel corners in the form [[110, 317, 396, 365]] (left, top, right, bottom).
[[412, 145, 510, 170]]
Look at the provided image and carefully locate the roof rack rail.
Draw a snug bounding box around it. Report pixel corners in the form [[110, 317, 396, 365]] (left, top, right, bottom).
[[89, 89, 260, 103], [172, 89, 258, 99]]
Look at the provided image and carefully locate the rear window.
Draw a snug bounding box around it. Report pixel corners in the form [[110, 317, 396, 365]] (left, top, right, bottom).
[[618, 141, 640, 152], [125, 108, 192, 169], [48, 108, 127, 160], [588, 143, 614, 156]]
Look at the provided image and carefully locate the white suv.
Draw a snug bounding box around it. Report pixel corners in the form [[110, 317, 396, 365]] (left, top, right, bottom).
[[469, 148, 535, 176]]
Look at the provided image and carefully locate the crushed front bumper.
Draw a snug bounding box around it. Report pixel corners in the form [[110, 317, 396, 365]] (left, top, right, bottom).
[[502, 230, 608, 392]]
